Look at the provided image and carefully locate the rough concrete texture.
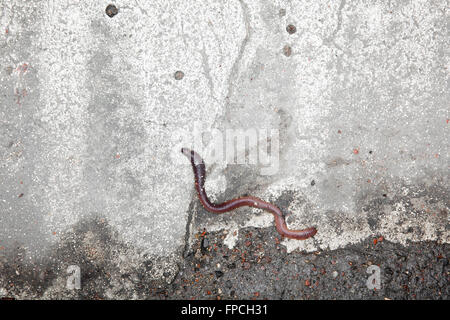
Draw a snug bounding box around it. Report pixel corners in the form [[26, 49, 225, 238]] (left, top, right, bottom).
[[0, 0, 448, 299]]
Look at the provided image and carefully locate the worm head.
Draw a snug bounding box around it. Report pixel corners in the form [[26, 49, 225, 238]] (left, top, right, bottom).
[[181, 148, 204, 166]]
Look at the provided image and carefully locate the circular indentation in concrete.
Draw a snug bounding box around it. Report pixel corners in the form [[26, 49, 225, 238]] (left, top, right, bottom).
[[174, 70, 184, 80], [283, 45, 292, 57], [286, 24, 297, 34], [105, 4, 119, 18]]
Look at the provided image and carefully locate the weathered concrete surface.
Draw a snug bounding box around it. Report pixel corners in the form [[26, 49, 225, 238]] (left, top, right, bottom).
[[0, 0, 448, 298]]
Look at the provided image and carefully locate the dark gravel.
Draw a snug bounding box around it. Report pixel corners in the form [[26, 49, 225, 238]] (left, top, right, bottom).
[[166, 226, 448, 300], [0, 222, 447, 299]]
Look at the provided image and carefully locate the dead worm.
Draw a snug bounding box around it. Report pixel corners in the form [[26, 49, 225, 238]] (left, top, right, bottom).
[[181, 148, 317, 240]]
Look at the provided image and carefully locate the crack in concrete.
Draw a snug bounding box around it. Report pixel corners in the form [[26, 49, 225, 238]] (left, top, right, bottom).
[[182, 195, 197, 258], [179, 18, 189, 51], [323, 0, 347, 52], [225, 0, 250, 104], [208, 23, 225, 69], [133, 0, 150, 17], [333, 0, 346, 40], [199, 42, 217, 103]]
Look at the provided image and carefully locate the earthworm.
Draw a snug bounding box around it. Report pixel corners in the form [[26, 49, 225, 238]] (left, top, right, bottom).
[[181, 148, 317, 240]]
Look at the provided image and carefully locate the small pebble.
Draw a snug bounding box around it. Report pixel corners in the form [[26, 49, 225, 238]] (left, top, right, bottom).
[[105, 4, 119, 18], [174, 70, 184, 80], [283, 45, 292, 57], [215, 270, 224, 278], [286, 24, 297, 34]]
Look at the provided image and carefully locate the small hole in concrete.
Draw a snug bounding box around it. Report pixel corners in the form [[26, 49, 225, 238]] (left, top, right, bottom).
[[174, 71, 184, 80], [105, 4, 119, 18], [286, 24, 297, 34]]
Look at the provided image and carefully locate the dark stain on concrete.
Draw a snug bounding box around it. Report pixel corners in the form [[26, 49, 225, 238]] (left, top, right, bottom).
[[0, 216, 172, 299], [359, 180, 448, 234]]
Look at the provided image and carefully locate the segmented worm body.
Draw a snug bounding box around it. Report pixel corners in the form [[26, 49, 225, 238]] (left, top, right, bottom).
[[182, 148, 317, 240]]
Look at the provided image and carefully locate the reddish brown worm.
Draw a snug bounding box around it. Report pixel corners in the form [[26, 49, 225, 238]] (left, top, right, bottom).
[[181, 148, 317, 240]]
